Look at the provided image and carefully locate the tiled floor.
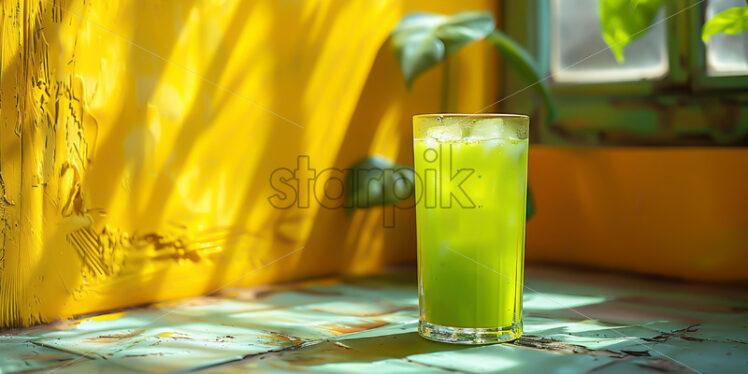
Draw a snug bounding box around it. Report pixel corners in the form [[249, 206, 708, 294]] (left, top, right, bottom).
[[2, 267, 746, 373]]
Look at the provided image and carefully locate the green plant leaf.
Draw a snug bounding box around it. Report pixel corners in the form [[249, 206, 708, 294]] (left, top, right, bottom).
[[702, 7, 748, 42], [345, 155, 534, 221], [598, 0, 664, 63], [487, 31, 557, 126], [390, 11, 494, 87], [345, 156, 415, 211]]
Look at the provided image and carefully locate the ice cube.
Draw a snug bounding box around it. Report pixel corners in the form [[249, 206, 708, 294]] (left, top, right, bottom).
[[507, 140, 527, 161], [505, 120, 528, 140], [426, 124, 463, 142], [468, 119, 502, 140]]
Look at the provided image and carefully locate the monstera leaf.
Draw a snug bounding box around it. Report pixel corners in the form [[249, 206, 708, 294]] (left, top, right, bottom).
[[487, 30, 557, 126], [599, 0, 664, 63], [390, 11, 495, 87], [346, 156, 415, 210], [702, 6, 748, 42]]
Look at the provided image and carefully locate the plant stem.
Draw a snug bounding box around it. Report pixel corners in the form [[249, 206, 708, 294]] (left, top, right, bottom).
[[441, 56, 450, 113]]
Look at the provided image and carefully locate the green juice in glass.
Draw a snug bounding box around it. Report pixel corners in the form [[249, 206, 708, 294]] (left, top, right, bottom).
[[413, 114, 528, 344]]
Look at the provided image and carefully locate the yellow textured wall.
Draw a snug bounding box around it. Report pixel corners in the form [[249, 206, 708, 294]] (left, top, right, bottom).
[[0, 0, 498, 327]]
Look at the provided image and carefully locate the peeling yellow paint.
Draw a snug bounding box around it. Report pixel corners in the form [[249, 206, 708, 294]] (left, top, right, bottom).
[[75, 311, 126, 324], [0, 0, 499, 327]]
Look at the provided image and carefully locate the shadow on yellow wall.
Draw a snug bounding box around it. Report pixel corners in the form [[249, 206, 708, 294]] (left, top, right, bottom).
[[0, 0, 498, 327]]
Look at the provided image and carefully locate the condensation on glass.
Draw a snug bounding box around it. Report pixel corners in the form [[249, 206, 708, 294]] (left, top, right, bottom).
[[550, 0, 669, 83], [705, 0, 748, 76]]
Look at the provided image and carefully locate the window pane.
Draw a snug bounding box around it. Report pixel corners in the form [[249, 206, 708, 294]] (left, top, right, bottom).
[[705, 0, 748, 76], [550, 0, 668, 83]]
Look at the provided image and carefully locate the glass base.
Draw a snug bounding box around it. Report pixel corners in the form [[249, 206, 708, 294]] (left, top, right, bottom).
[[418, 320, 522, 344]]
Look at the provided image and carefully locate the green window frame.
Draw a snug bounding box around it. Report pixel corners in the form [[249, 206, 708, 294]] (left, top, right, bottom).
[[500, 0, 748, 146]]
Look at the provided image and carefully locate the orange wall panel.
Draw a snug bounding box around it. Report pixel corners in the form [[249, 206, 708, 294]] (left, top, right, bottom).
[[527, 146, 748, 282]]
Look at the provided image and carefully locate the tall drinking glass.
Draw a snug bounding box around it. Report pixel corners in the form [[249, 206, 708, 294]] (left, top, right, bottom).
[[413, 113, 529, 344]]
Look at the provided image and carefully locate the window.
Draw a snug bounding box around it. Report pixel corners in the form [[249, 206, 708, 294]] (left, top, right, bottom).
[[500, 1, 748, 146], [550, 0, 668, 82], [705, 0, 748, 76]]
